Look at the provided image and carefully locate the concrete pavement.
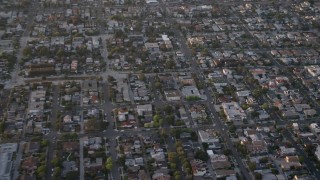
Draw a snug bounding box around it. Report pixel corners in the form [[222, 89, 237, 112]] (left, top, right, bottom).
[[45, 85, 60, 180], [13, 141, 25, 180], [79, 138, 84, 180]]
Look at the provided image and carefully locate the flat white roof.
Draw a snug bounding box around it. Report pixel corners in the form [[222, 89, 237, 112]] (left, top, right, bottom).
[[146, 0, 158, 3]]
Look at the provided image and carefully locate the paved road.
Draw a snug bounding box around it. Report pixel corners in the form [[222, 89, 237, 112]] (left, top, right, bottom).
[[13, 141, 25, 180], [45, 85, 60, 180], [96, 7, 124, 176], [79, 138, 84, 180], [5, 0, 39, 89], [10, 2, 39, 179], [101, 82, 121, 180], [206, 99, 253, 180]]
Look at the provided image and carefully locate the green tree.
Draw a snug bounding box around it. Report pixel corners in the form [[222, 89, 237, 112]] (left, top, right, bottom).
[[183, 161, 190, 169], [105, 162, 113, 170], [252, 87, 268, 98], [252, 88, 261, 98], [40, 140, 49, 147], [56, 49, 65, 58], [174, 171, 181, 177], [190, 132, 198, 141], [111, 15, 125, 21], [51, 157, 61, 167], [117, 156, 126, 166], [0, 121, 5, 134], [165, 59, 176, 69], [259, 157, 268, 163], [36, 165, 46, 177], [223, 149, 231, 156], [174, 174, 181, 180], [176, 146, 184, 156], [248, 162, 256, 171], [153, 120, 159, 127], [138, 73, 146, 81], [76, 46, 88, 57], [229, 124, 236, 133], [186, 96, 200, 101], [170, 163, 177, 170], [173, 170, 182, 180], [270, 106, 279, 112], [65, 171, 79, 180], [298, 156, 304, 163], [167, 114, 175, 125], [235, 142, 248, 155], [53, 167, 61, 177], [194, 149, 208, 161], [85, 118, 100, 132], [105, 157, 113, 170], [201, 48, 209, 56], [164, 105, 173, 114], [251, 111, 260, 118], [23, 46, 32, 57], [107, 75, 116, 82], [254, 172, 262, 180], [241, 104, 249, 110], [154, 82, 162, 89], [261, 103, 269, 110], [114, 29, 126, 39], [202, 143, 209, 150], [271, 168, 279, 174], [38, 46, 50, 56], [218, 110, 226, 118], [168, 152, 177, 162], [153, 114, 161, 122], [159, 128, 167, 138]]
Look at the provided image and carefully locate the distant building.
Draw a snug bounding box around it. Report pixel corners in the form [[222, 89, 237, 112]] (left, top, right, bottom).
[[0, 143, 18, 180], [137, 104, 152, 116], [152, 173, 170, 180], [181, 86, 201, 98], [145, 42, 159, 52], [279, 146, 296, 156], [198, 130, 219, 143], [146, 0, 158, 4], [179, 107, 188, 120], [222, 102, 246, 121], [164, 90, 181, 101], [280, 156, 302, 170], [315, 145, 320, 161], [82, 80, 98, 92]]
